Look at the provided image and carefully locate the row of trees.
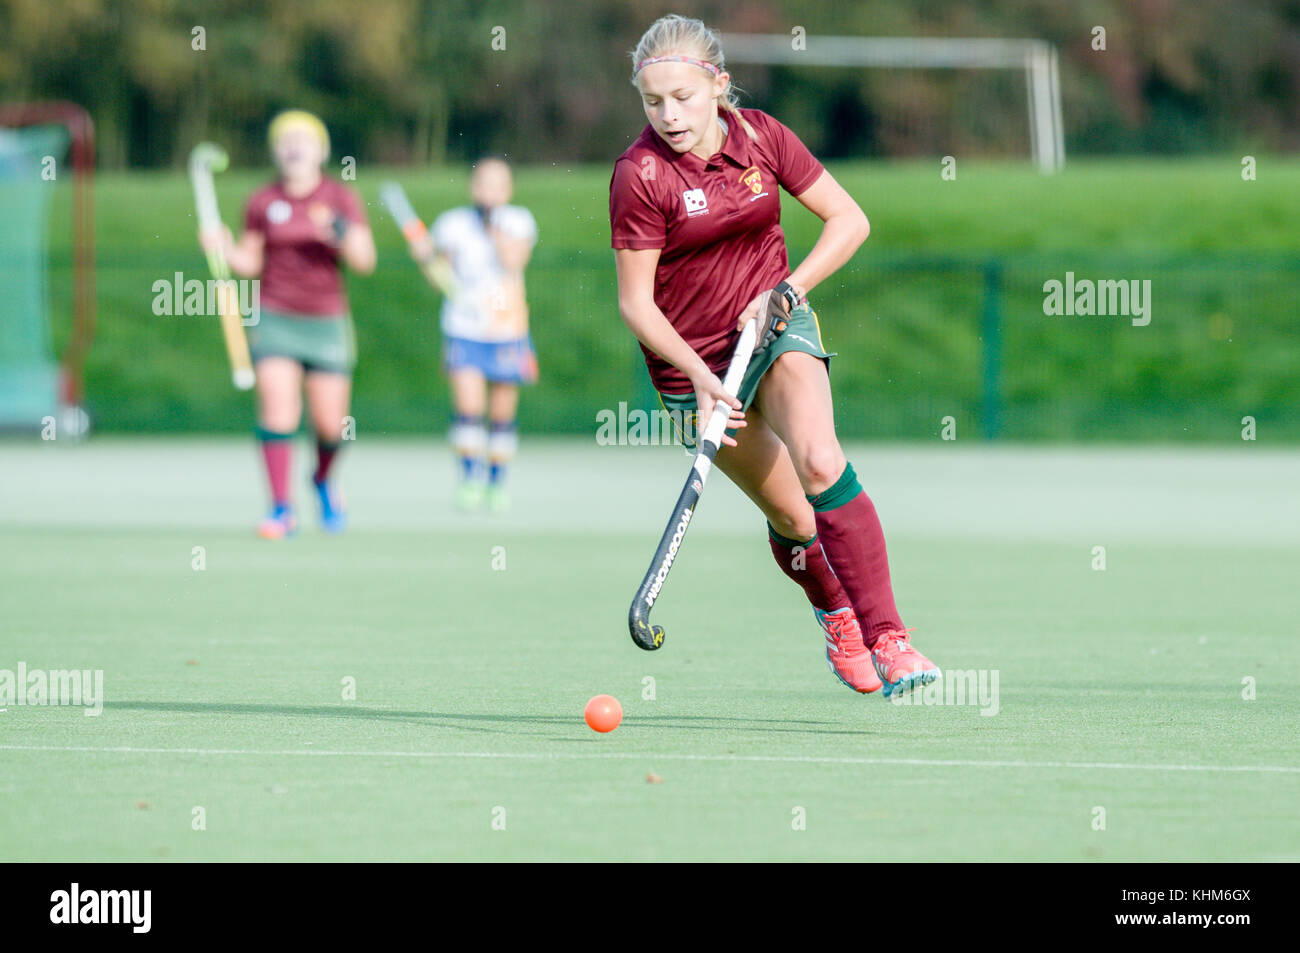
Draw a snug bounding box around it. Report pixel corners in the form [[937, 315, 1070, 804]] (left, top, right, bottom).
[[3, 0, 1296, 167]]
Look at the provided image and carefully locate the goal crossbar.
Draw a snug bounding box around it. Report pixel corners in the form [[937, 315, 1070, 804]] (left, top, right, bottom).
[[720, 34, 1065, 172]]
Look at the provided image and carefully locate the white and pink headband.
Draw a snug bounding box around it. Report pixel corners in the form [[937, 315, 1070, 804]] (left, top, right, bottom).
[[634, 55, 720, 77]]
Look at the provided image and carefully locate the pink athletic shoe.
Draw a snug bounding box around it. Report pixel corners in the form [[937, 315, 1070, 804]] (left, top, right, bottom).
[[816, 607, 882, 694], [871, 628, 941, 699], [257, 503, 298, 540]]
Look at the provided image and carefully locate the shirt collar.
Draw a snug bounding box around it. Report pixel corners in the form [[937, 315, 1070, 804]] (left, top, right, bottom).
[[717, 116, 750, 167]]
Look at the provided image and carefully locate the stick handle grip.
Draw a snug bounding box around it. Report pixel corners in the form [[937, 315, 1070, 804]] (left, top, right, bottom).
[[698, 319, 757, 452]]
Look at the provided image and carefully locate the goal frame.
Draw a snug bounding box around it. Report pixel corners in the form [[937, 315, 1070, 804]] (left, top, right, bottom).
[[0, 101, 96, 414], [720, 34, 1065, 172]]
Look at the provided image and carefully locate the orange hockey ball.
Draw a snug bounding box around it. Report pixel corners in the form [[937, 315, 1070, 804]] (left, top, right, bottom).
[[584, 694, 622, 733]]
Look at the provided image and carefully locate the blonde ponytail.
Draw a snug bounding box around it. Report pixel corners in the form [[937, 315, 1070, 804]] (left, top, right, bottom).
[[718, 96, 758, 141]]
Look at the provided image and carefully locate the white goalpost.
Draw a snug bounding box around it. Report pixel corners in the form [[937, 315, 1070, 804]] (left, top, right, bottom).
[[721, 34, 1065, 172]]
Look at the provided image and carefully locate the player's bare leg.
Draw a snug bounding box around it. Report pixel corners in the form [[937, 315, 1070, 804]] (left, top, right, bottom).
[[255, 356, 304, 538], [305, 369, 351, 532], [756, 351, 939, 697], [716, 405, 880, 693], [449, 367, 489, 509], [753, 351, 844, 493], [485, 381, 519, 511]]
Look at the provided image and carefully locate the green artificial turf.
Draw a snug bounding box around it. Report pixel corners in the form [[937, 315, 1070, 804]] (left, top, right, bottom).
[[2, 438, 1296, 861]]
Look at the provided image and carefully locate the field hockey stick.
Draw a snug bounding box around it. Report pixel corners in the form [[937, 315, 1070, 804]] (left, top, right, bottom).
[[378, 181, 458, 295], [188, 142, 255, 391], [627, 317, 759, 651]]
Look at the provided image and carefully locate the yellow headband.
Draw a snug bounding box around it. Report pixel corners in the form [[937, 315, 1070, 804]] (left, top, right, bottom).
[[268, 110, 330, 160]]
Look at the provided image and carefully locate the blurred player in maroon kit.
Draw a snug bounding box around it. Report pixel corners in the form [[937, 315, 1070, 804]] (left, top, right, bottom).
[[610, 16, 940, 697], [200, 111, 375, 537]]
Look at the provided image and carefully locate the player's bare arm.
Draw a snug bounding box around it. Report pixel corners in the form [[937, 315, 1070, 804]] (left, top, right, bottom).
[[615, 246, 745, 445], [488, 229, 532, 275], [199, 226, 265, 277], [335, 222, 377, 275], [787, 169, 870, 295], [307, 201, 376, 274], [226, 228, 266, 277]]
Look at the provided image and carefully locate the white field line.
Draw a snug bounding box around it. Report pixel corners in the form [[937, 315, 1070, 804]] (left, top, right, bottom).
[[0, 744, 1297, 774]]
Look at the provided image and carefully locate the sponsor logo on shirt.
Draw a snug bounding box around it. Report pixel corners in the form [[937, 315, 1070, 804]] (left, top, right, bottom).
[[266, 199, 292, 225], [682, 188, 709, 217]]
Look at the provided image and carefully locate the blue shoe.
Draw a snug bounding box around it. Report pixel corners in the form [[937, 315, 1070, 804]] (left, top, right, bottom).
[[257, 503, 298, 539], [313, 479, 348, 533]]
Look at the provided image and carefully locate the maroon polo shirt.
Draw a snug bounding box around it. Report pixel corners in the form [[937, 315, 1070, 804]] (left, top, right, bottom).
[[243, 177, 368, 317], [609, 108, 825, 393]]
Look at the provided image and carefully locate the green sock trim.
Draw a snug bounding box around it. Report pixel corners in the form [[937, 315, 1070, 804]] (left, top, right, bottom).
[[766, 523, 816, 549], [256, 426, 294, 442], [806, 462, 862, 512]]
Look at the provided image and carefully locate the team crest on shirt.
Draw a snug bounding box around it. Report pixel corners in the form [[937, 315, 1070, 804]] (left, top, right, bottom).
[[307, 201, 335, 230], [682, 188, 709, 216], [266, 199, 292, 225], [740, 166, 769, 202]]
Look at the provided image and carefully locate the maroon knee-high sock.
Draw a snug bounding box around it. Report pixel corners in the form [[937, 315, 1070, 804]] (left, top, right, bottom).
[[257, 427, 293, 506], [808, 463, 903, 646], [313, 438, 341, 485], [767, 525, 852, 613]]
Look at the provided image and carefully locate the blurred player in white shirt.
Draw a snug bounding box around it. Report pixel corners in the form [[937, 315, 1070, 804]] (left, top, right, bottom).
[[416, 158, 538, 510]]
